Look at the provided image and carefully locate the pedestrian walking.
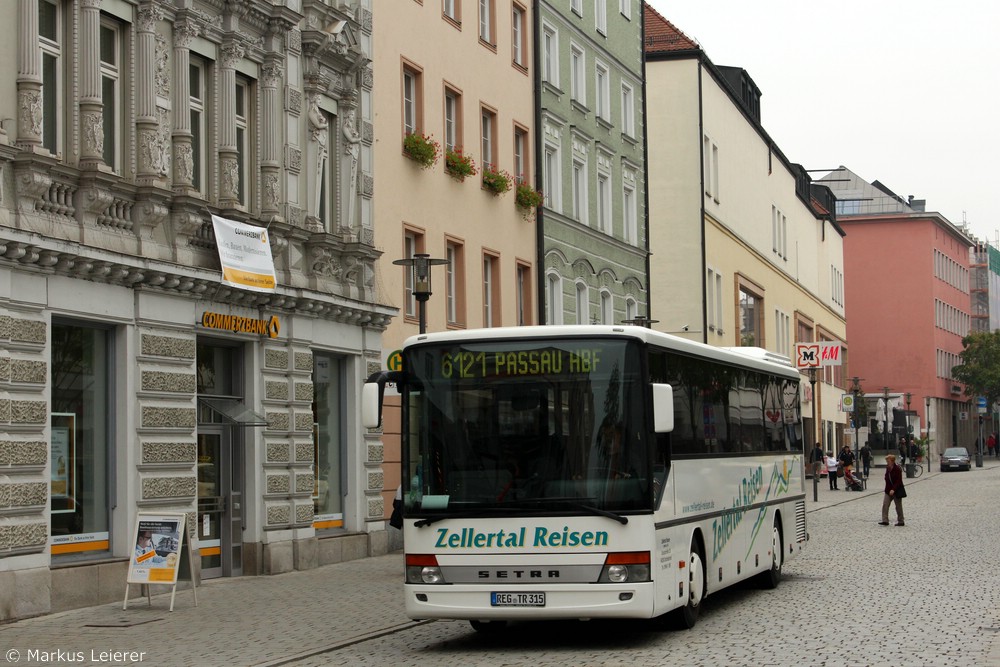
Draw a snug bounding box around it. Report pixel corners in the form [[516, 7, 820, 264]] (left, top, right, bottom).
[[826, 451, 840, 490], [809, 442, 825, 480], [878, 453, 906, 526], [989, 432, 997, 459], [838, 444, 855, 472], [860, 442, 873, 478]]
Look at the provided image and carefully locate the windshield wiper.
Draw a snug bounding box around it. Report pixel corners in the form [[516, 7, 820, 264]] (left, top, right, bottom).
[[551, 499, 628, 525], [413, 510, 485, 527]]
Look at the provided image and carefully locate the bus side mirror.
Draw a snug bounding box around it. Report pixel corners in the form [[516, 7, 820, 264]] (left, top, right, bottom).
[[652, 383, 674, 433], [362, 382, 382, 429], [362, 370, 404, 429]]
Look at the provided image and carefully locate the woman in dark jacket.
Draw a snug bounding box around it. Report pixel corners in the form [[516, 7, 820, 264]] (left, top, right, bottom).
[[879, 454, 905, 526]]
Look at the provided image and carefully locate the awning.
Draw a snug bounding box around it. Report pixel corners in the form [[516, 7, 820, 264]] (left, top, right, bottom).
[[198, 397, 269, 427]]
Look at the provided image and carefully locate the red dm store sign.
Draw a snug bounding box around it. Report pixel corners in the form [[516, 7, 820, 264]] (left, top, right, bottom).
[[795, 342, 842, 370]]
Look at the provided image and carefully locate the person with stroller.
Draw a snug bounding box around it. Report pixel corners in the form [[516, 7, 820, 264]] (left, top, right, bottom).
[[838, 445, 855, 473], [843, 465, 865, 491], [826, 451, 840, 490]]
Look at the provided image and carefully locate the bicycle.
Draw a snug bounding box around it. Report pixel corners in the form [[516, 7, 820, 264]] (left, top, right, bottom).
[[904, 462, 923, 478]]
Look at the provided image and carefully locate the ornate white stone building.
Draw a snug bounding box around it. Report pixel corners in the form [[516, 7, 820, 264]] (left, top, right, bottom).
[[0, 0, 393, 621]]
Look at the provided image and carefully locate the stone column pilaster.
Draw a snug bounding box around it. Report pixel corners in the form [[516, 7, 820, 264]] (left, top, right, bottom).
[[260, 60, 282, 217], [217, 41, 244, 208], [15, 0, 39, 147], [135, 3, 163, 183], [171, 21, 198, 192], [78, 0, 104, 169]]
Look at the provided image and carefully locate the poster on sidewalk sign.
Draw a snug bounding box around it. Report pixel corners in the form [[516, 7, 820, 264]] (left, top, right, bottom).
[[126, 513, 185, 585], [211, 214, 276, 292]]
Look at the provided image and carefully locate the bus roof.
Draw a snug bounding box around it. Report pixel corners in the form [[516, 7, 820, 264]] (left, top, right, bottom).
[[403, 325, 801, 380]]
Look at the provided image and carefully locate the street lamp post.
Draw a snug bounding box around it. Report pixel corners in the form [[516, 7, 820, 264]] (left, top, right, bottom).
[[809, 368, 818, 502], [393, 253, 448, 334], [925, 395, 932, 471], [850, 376, 863, 478], [905, 392, 914, 477]]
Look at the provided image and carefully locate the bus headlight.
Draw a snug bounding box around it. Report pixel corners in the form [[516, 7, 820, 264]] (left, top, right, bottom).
[[405, 554, 446, 584], [598, 551, 651, 583]]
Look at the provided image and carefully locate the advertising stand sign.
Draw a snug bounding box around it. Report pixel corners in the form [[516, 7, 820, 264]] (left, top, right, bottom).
[[123, 513, 197, 612]]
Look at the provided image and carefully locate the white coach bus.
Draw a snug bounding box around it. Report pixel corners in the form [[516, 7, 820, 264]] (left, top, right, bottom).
[[363, 325, 808, 631]]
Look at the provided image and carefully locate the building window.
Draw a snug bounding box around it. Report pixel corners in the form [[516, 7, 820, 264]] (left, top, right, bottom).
[[622, 184, 637, 244], [547, 272, 564, 325], [481, 106, 497, 168], [775, 310, 790, 356], [625, 297, 637, 322], [595, 61, 610, 122], [620, 81, 635, 138], [403, 230, 424, 319], [446, 240, 465, 326], [483, 253, 500, 327], [576, 281, 589, 324], [235, 76, 254, 207], [444, 86, 462, 151], [512, 4, 526, 68], [739, 281, 764, 347], [443, 0, 460, 24], [570, 44, 586, 103], [543, 143, 561, 212], [40, 0, 63, 156], [513, 125, 528, 183], [707, 268, 724, 334], [572, 159, 588, 224], [597, 172, 611, 234], [600, 290, 613, 324], [479, 0, 495, 45], [542, 24, 559, 87], [516, 262, 532, 326], [402, 63, 422, 136], [190, 58, 207, 192], [317, 108, 335, 224], [50, 321, 114, 554], [772, 205, 787, 260], [99, 17, 123, 173], [797, 317, 814, 347], [571, 0, 583, 15], [620, 0, 632, 20], [596, 0, 607, 35], [831, 266, 844, 307], [704, 136, 720, 201], [313, 352, 344, 523]]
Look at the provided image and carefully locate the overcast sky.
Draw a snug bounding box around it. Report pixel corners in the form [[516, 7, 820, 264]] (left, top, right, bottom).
[[645, 0, 999, 244]]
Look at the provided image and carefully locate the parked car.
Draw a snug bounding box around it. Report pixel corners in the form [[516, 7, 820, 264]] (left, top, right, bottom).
[[940, 447, 971, 471]]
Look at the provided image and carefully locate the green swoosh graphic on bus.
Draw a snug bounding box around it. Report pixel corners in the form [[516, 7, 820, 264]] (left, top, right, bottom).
[[745, 459, 793, 559]]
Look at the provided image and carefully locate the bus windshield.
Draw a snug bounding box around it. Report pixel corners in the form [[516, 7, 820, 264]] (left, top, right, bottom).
[[401, 338, 648, 516]]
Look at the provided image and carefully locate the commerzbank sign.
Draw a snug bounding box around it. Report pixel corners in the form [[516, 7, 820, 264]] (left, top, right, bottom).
[[200, 311, 281, 338]]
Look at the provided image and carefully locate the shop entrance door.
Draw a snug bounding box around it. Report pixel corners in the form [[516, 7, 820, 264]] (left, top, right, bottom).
[[197, 425, 243, 578]]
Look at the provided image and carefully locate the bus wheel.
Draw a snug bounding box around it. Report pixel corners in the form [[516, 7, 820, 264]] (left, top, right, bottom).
[[758, 519, 783, 590], [470, 620, 508, 633], [673, 542, 705, 629]]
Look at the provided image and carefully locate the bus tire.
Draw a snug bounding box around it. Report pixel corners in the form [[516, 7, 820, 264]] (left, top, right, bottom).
[[758, 518, 783, 590], [470, 620, 508, 633], [672, 539, 705, 630]]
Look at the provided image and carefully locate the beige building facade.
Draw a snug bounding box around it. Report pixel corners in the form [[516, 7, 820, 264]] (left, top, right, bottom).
[[372, 0, 537, 523], [644, 9, 848, 451]]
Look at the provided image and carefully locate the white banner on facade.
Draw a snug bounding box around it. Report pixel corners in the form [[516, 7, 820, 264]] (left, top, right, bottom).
[[211, 215, 276, 292]]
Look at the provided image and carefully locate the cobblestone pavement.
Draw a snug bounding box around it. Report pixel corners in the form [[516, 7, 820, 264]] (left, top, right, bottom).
[[2, 460, 999, 667]]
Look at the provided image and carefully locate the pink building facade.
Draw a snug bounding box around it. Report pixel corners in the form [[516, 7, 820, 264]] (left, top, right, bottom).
[[840, 212, 975, 456]]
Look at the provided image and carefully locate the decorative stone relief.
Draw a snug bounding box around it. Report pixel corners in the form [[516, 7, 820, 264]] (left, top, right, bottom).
[[11, 319, 45, 344], [367, 471, 383, 490], [367, 442, 383, 464], [3, 482, 47, 507], [285, 146, 302, 173], [266, 474, 290, 494], [264, 349, 288, 369], [266, 442, 290, 462], [0, 315, 11, 339], [0, 441, 46, 466], [141, 371, 196, 393], [154, 33, 170, 96], [267, 505, 290, 525], [265, 381, 289, 401], [294, 473, 313, 494], [286, 87, 302, 115], [367, 497, 383, 520], [174, 143, 193, 183], [141, 407, 196, 429], [0, 523, 48, 550], [19, 90, 42, 138], [294, 352, 312, 371], [294, 382, 313, 402], [82, 110, 104, 156], [294, 413, 312, 432], [0, 358, 9, 382], [265, 412, 289, 431], [141, 442, 196, 464], [141, 476, 197, 499], [287, 29, 301, 54], [141, 334, 196, 358], [11, 401, 46, 424], [0, 399, 12, 422], [295, 504, 313, 524], [294, 443, 313, 462], [221, 157, 240, 198], [362, 173, 374, 197], [10, 360, 46, 384], [263, 174, 280, 209], [362, 66, 373, 90]]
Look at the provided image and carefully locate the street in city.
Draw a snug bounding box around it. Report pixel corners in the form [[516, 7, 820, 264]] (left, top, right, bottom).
[[2, 460, 999, 667]]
